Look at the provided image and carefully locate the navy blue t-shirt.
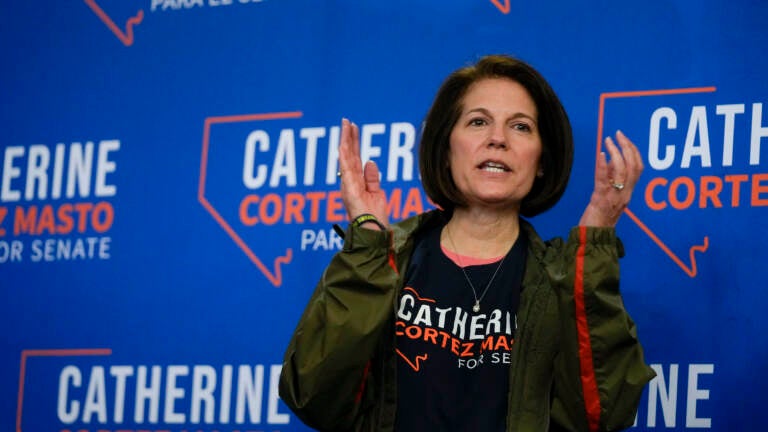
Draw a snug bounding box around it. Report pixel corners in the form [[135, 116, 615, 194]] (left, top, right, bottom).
[[394, 221, 527, 431]]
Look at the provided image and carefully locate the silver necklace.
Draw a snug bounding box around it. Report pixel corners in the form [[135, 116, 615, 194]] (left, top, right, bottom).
[[446, 225, 509, 313]]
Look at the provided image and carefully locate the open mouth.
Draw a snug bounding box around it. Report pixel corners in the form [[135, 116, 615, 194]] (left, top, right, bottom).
[[478, 160, 511, 173]]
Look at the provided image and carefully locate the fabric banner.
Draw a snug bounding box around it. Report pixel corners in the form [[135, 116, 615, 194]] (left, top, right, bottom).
[[2, 1, 766, 430]]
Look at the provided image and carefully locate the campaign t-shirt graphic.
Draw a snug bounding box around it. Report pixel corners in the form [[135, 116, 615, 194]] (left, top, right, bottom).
[[394, 221, 527, 431]]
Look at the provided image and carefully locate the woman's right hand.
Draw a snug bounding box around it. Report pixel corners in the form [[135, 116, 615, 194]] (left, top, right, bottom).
[[338, 118, 390, 229]]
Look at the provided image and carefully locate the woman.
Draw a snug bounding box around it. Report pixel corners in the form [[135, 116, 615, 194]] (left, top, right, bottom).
[[279, 55, 655, 431]]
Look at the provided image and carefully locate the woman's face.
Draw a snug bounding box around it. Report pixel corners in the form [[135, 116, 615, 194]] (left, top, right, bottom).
[[448, 77, 543, 210]]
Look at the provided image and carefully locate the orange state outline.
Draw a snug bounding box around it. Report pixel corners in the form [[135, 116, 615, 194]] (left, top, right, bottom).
[[198, 111, 302, 287], [402, 286, 436, 303], [17, 348, 112, 432], [84, 0, 144, 47], [596, 86, 716, 277], [489, 0, 511, 14], [396, 349, 429, 372]]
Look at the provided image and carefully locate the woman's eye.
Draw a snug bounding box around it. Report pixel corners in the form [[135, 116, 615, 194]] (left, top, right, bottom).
[[513, 123, 532, 132], [469, 118, 487, 126]]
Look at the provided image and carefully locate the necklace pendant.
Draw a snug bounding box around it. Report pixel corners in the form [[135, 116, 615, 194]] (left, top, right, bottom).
[[473, 302, 481, 313]]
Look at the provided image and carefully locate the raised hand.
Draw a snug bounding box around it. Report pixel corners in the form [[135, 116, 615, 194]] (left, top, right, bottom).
[[338, 118, 390, 229], [578, 130, 644, 227]]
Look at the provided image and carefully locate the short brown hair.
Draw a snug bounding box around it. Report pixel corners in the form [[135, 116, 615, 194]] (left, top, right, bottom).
[[419, 54, 573, 217]]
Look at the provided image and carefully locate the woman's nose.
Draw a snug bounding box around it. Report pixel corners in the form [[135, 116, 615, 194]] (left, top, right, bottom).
[[487, 126, 507, 149]]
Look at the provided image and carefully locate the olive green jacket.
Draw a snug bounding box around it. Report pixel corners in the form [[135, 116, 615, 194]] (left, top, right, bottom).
[[280, 211, 655, 431]]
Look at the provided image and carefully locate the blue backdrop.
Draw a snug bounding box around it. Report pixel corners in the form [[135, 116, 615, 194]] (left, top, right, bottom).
[[2, 1, 767, 430]]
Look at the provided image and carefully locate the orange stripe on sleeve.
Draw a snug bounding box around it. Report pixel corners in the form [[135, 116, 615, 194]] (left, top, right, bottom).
[[575, 226, 601, 431], [355, 361, 372, 404], [387, 233, 399, 275], [388, 252, 398, 275]]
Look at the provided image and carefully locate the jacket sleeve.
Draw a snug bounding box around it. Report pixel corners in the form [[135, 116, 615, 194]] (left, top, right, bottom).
[[279, 225, 400, 431], [549, 226, 656, 432]]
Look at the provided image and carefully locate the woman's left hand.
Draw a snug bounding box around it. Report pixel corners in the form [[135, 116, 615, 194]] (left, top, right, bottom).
[[578, 130, 644, 227]]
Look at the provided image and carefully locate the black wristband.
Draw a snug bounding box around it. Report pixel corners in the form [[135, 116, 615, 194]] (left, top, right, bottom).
[[351, 213, 387, 231]]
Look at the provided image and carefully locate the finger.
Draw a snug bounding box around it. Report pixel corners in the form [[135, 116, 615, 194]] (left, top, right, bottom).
[[605, 135, 626, 184], [616, 131, 644, 180], [595, 151, 609, 190], [338, 120, 367, 219], [363, 160, 381, 193], [338, 119, 363, 178], [338, 121, 365, 205], [350, 121, 361, 161], [614, 131, 635, 185], [338, 118, 351, 172], [616, 130, 643, 188]]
